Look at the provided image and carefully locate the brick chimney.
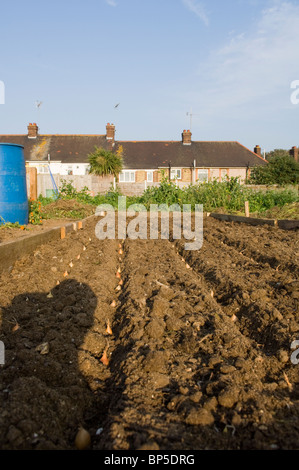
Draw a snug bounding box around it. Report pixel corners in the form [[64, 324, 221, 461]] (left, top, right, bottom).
[[254, 145, 262, 157], [106, 123, 115, 143], [27, 123, 38, 139], [182, 129, 192, 145], [290, 146, 298, 162]]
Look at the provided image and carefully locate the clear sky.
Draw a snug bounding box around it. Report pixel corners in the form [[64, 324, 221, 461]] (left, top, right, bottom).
[[0, 0, 298, 153]]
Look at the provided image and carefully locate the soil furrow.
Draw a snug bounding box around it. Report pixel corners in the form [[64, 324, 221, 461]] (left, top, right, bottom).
[[174, 220, 298, 355], [0, 216, 299, 450], [96, 234, 299, 450], [206, 217, 299, 273]]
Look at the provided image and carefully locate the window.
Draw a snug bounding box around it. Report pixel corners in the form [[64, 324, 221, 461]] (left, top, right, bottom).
[[67, 166, 73, 175], [170, 169, 182, 180], [197, 169, 209, 183], [38, 165, 49, 174], [147, 171, 153, 182], [119, 171, 135, 183]]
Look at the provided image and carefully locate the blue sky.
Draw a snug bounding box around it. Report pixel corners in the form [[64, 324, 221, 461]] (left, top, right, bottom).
[[0, 0, 299, 152]]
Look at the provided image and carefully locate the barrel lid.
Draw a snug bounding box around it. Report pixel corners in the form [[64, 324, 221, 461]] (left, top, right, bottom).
[[0, 143, 24, 149]]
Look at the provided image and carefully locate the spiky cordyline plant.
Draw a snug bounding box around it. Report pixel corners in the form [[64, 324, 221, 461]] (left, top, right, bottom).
[[88, 146, 123, 177]]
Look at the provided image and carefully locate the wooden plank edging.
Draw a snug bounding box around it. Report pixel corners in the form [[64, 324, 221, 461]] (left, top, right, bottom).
[[209, 212, 299, 230], [0, 215, 95, 274]]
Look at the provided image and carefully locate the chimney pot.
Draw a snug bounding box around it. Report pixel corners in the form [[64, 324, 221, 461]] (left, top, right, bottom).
[[254, 145, 261, 157], [182, 129, 192, 145], [290, 146, 298, 162], [27, 122, 38, 139], [106, 123, 116, 144]]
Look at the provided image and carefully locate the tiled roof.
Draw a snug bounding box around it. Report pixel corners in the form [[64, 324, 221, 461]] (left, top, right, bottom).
[[0, 134, 108, 163], [118, 140, 267, 169], [0, 133, 267, 168]]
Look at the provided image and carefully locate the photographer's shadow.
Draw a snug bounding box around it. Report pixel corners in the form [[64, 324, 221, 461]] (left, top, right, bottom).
[[0, 279, 99, 450]]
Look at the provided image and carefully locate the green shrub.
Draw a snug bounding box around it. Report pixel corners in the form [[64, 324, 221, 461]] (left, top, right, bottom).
[[36, 175, 298, 218], [250, 150, 299, 185]]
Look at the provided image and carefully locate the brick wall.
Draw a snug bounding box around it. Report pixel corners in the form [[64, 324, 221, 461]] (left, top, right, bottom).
[[118, 182, 160, 196], [153, 171, 159, 183], [182, 168, 192, 183], [227, 168, 247, 182], [135, 171, 146, 182]]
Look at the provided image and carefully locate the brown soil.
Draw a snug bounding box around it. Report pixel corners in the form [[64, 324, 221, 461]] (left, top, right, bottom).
[[0, 199, 95, 244], [0, 219, 76, 244], [0, 215, 298, 450]]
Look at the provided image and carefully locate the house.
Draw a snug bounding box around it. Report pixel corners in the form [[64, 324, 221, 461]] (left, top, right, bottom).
[[0, 123, 110, 176], [2, 121, 295, 198], [0, 123, 114, 197], [117, 132, 267, 193]]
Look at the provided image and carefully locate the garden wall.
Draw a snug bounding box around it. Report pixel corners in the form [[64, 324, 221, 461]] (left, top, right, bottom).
[[34, 174, 114, 198]]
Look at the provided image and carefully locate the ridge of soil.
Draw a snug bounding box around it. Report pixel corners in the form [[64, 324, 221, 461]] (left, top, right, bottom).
[[0, 215, 298, 450]]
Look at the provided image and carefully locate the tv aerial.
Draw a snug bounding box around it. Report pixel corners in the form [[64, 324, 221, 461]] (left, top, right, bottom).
[[186, 108, 199, 131]]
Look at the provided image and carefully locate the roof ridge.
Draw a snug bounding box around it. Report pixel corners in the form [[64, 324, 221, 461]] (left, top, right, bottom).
[[117, 140, 239, 143], [0, 134, 106, 137], [236, 141, 269, 163]]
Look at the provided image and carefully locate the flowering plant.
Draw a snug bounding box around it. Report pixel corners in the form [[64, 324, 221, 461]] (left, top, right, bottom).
[[28, 200, 43, 225]]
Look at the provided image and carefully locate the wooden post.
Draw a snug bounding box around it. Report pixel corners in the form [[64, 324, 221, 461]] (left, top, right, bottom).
[[245, 201, 250, 217], [26, 167, 38, 201]]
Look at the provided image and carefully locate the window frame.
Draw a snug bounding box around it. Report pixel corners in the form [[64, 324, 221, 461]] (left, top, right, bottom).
[[197, 169, 209, 183], [147, 171, 154, 182], [170, 168, 182, 180], [67, 165, 73, 176], [119, 170, 136, 183], [38, 164, 49, 174]]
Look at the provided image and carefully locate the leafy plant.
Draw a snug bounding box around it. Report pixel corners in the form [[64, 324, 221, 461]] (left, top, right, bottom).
[[59, 180, 79, 199], [88, 146, 123, 177], [140, 170, 182, 208], [32, 174, 298, 221], [249, 149, 299, 185], [28, 200, 43, 225], [0, 219, 27, 230]]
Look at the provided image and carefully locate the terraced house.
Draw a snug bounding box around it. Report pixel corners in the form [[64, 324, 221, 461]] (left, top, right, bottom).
[[1, 121, 289, 198]]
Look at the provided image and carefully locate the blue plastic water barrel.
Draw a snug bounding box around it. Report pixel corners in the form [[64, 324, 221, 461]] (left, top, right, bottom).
[[0, 143, 29, 225]]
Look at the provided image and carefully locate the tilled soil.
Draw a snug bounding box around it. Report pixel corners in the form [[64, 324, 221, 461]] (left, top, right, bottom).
[[0, 219, 77, 244], [0, 215, 298, 450]]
